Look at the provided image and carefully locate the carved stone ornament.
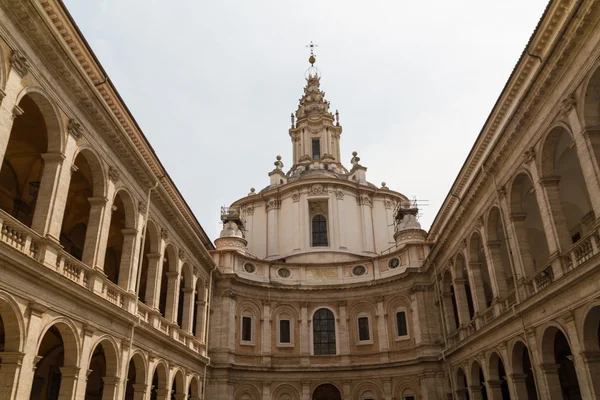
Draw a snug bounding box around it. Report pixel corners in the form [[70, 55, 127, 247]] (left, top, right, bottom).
[[68, 119, 84, 139], [384, 200, 393, 209], [336, 190, 344, 199], [266, 197, 281, 212], [108, 166, 120, 182], [138, 200, 148, 214], [356, 195, 372, 207], [497, 186, 506, 199], [10, 50, 29, 77], [178, 249, 185, 259], [246, 204, 254, 215], [560, 94, 576, 116], [160, 228, 169, 240], [309, 184, 324, 195], [523, 147, 535, 165], [292, 193, 300, 202]]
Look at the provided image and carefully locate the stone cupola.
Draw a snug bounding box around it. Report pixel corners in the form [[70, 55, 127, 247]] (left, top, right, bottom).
[[288, 61, 343, 167]]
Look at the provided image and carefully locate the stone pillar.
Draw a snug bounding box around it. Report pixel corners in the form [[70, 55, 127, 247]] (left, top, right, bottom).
[[81, 197, 109, 268], [338, 301, 350, 363], [336, 191, 346, 249], [74, 326, 98, 400], [455, 388, 469, 400], [565, 110, 600, 218], [155, 388, 170, 400], [382, 378, 392, 400], [342, 381, 352, 399], [359, 196, 375, 253], [0, 53, 28, 165], [563, 313, 594, 399], [581, 351, 600, 398], [132, 384, 148, 400], [261, 382, 270, 400], [468, 385, 484, 400], [181, 287, 195, 333], [195, 300, 207, 342], [441, 292, 457, 334], [453, 279, 472, 326], [292, 194, 301, 251], [375, 297, 389, 353], [419, 372, 437, 400], [164, 271, 180, 323], [486, 240, 508, 300], [266, 198, 280, 257], [539, 177, 572, 253], [509, 373, 530, 400], [510, 214, 537, 279], [15, 303, 45, 399], [300, 303, 309, 364], [31, 152, 66, 236], [523, 329, 547, 400], [467, 262, 488, 315], [539, 364, 563, 400], [144, 253, 163, 309], [0, 352, 24, 400], [118, 228, 140, 291], [57, 366, 80, 400], [527, 163, 560, 258], [102, 376, 120, 400], [301, 382, 311, 400], [485, 380, 503, 400], [261, 302, 272, 366]]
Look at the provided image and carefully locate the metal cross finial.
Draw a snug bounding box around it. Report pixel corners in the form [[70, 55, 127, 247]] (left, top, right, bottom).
[[306, 41, 318, 57]]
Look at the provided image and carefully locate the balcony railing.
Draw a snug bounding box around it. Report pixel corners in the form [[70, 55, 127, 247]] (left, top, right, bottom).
[[0, 208, 207, 354], [56, 251, 91, 289], [0, 210, 40, 260]]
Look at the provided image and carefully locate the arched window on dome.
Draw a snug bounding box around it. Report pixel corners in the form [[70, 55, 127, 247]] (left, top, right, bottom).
[[313, 308, 336, 355], [312, 215, 328, 247]]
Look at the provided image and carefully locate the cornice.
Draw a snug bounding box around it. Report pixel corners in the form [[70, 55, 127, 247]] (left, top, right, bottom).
[[427, 0, 598, 267], [230, 177, 407, 208], [3, 1, 215, 260], [428, 0, 577, 242]]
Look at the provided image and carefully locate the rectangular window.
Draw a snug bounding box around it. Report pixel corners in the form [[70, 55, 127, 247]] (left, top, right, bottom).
[[279, 319, 291, 343], [396, 311, 408, 337], [358, 317, 370, 341], [242, 316, 252, 342], [312, 139, 320, 160]]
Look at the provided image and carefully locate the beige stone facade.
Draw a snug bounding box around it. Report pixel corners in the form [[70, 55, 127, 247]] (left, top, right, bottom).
[[1, 0, 600, 400]]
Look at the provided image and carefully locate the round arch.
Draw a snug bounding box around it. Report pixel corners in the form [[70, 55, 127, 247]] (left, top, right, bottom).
[[312, 383, 342, 400], [234, 383, 261, 400], [272, 383, 300, 400], [0, 292, 24, 352], [509, 171, 550, 277], [14, 86, 64, 153], [540, 323, 582, 398], [352, 380, 383, 400]]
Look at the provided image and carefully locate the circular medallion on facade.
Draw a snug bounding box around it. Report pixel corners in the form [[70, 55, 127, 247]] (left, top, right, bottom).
[[388, 257, 400, 269], [277, 268, 291, 278], [352, 265, 367, 276], [243, 263, 256, 273]]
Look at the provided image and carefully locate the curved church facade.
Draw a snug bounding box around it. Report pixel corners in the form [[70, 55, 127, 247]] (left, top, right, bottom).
[[1, 0, 600, 399]]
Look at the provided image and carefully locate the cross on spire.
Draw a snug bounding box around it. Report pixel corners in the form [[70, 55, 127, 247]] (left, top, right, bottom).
[[306, 41, 318, 57]]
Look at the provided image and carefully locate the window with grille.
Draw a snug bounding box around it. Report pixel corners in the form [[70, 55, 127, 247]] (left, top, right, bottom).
[[358, 317, 370, 341], [396, 311, 408, 337], [279, 319, 291, 344], [313, 308, 336, 355], [312, 215, 328, 247], [241, 316, 252, 342], [312, 139, 320, 160]]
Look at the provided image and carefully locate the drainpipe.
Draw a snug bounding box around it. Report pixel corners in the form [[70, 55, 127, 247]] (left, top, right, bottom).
[[122, 179, 159, 398], [202, 264, 217, 400]]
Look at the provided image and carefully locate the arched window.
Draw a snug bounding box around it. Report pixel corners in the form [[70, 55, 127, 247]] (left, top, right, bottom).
[[313, 308, 336, 355], [312, 215, 328, 247]]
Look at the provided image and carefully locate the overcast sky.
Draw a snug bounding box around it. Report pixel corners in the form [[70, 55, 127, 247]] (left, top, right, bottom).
[[63, 0, 549, 242]]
